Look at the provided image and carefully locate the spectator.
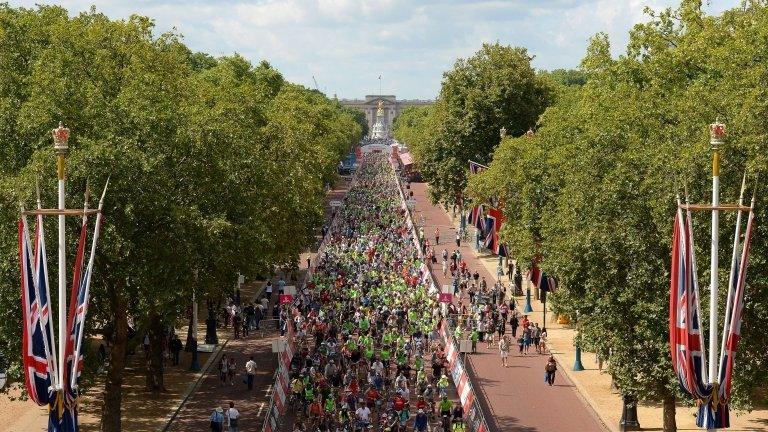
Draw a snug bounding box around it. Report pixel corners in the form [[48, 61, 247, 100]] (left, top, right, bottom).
[[209, 406, 224, 432], [245, 356, 257, 390], [226, 401, 240, 432]]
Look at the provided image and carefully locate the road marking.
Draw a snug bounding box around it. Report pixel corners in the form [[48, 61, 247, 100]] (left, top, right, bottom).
[[256, 402, 266, 418]]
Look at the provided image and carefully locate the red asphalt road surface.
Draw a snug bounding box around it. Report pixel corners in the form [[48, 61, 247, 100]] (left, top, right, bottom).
[[410, 182, 607, 432]]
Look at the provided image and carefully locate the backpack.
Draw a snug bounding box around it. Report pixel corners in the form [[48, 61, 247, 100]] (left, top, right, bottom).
[[546, 362, 556, 372]]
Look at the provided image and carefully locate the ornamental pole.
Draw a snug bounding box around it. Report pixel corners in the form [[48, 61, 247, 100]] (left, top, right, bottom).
[[53, 122, 69, 389], [708, 120, 725, 389]]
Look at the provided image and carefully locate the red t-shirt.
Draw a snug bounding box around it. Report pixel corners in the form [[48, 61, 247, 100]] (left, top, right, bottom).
[[366, 389, 379, 403], [393, 396, 406, 411]]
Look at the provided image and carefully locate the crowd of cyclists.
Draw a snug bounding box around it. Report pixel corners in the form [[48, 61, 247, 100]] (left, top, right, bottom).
[[283, 155, 466, 432]]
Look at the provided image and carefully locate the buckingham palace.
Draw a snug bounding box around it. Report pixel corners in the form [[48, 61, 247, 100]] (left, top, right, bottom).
[[339, 95, 433, 136]]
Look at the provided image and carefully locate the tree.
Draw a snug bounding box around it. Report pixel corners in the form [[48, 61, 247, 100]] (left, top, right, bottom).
[[394, 42, 552, 205], [468, 2, 768, 430], [0, 5, 362, 431]]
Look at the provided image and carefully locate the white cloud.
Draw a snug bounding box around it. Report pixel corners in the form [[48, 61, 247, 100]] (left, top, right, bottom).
[[6, 0, 743, 99]]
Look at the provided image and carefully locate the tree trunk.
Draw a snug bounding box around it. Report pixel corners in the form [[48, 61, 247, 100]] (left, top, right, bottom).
[[145, 311, 165, 395], [100, 292, 127, 432], [185, 305, 194, 352], [662, 394, 677, 432]]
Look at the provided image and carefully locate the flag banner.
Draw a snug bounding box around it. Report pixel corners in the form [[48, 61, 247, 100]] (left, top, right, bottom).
[[62, 223, 87, 408], [669, 206, 731, 428], [19, 218, 54, 406], [33, 215, 58, 396], [528, 263, 542, 289], [483, 215, 496, 251], [486, 207, 505, 255], [468, 160, 489, 174]]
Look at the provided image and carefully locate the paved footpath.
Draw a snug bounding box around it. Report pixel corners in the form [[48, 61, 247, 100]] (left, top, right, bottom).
[[410, 182, 607, 432]]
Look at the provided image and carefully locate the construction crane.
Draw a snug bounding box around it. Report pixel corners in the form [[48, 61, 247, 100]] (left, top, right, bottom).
[[312, 75, 319, 90]]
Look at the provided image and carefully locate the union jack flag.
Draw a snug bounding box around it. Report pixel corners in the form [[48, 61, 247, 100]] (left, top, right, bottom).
[[19, 217, 55, 405], [468, 204, 485, 232], [669, 205, 718, 427], [468, 160, 488, 174], [63, 223, 88, 406], [712, 205, 755, 428]]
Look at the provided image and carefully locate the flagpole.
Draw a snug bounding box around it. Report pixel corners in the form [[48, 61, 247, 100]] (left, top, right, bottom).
[[718, 173, 746, 379], [53, 122, 70, 390], [708, 120, 724, 395]]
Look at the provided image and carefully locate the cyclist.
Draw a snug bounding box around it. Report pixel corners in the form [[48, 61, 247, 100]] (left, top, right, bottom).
[[451, 401, 465, 431]]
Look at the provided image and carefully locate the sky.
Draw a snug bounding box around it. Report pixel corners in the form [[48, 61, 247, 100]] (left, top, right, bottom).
[[9, 0, 741, 100]]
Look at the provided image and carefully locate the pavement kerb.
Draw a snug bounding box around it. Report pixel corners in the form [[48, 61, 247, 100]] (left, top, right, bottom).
[[160, 339, 230, 432]]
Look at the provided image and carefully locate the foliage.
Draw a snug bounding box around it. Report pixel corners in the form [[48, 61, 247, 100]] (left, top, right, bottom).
[[0, 3, 361, 426], [393, 42, 552, 204], [469, 0, 768, 415]]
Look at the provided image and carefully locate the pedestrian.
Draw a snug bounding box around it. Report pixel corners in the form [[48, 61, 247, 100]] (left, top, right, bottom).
[[169, 334, 182, 366], [245, 356, 256, 390], [218, 355, 228, 386], [142, 333, 150, 359], [254, 302, 264, 330], [227, 356, 236, 386], [434, 227, 440, 245], [533, 323, 541, 354], [517, 335, 525, 355], [226, 401, 240, 432], [455, 231, 460, 247], [470, 328, 478, 354], [496, 262, 504, 281], [278, 276, 286, 295], [442, 258, 447, 276], [265, 281, 273, 298], [539, 327, 548, 354], [523, 326, 532, 355], [510, 315, 519, 337], [545, 356, 557, 386], [209, 406, 224, 432], [499, 335, 510, 367], [233, 314, 241, 339]]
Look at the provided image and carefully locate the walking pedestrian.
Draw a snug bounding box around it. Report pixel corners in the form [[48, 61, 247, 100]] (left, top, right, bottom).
[[455, 231, 461, 247], [499, 335, 510, 367], [226, 401, 240, 432], [545, 356, 557, 386], [209, 406, 224, 432], [169, 334, 182, 366], [227, 356, 236, 386], [218, 355, 228, 386], [510, 315, 519, 337], [245, 356, 256, 390], [434, 227, 440, 245]]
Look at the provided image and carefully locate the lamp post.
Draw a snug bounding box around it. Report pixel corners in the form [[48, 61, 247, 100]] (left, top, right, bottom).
[[573, 310, 585, 371], [523, 276, 534, 313], [620, 393, 641, 431], [53, 122, 70, 390]]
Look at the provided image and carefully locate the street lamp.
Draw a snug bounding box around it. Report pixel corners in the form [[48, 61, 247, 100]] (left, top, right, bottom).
[[573, 310, 585, 371], [523, 275, 534, 313]]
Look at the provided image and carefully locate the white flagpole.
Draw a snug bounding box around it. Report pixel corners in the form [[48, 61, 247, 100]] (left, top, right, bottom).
[[718, 173, 746, 379], [684, 189, 708, 384], [53, 122, 70, 391], [708, 120, 725, 415], [36, 181, 60, 389], [71, 179, 107, 391]]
